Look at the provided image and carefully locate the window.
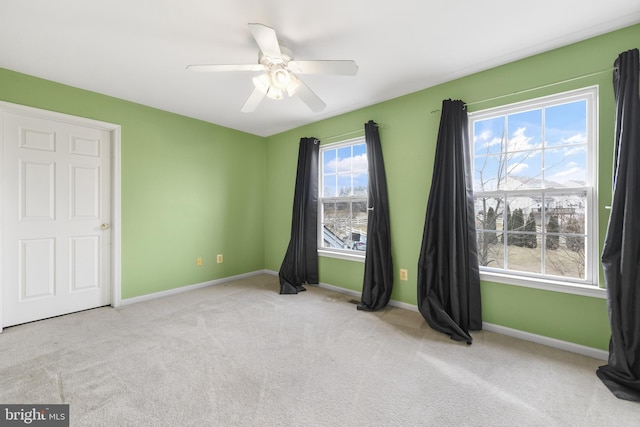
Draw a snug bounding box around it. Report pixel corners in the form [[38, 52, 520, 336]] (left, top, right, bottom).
[[318, 138, 368, 259], [469, 87, 598, 290]]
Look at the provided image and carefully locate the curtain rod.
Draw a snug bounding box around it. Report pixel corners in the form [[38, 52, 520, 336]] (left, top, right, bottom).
[[430, 67, 616, 114], [466, 67, 615, 107], [319, 123, 384, 141]]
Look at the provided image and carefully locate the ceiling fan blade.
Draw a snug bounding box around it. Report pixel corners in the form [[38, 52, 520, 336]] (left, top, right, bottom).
[[288, 60, 358, 76], [295, 80, 326, 112], [241, 88, 266, 113], [248, 23, 282, 58], [187, 64, 265, 72]]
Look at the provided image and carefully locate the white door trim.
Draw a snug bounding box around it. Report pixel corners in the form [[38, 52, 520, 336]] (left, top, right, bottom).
[[0, 101, 122, 331]]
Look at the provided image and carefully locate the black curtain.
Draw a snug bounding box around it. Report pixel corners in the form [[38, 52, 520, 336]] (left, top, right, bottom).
[[417, 99, 482, 344], [279, 137, 320, 294], [358, 120, 393, 311], [596, 48, 640, 401]]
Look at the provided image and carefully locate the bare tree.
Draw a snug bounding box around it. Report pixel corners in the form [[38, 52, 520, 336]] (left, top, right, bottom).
[[474, 124, 586, 278]]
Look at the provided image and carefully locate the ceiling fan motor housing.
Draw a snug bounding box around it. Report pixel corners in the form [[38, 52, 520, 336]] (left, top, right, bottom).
[[256, 46, 298, 97], [187, 24, 352, 112]]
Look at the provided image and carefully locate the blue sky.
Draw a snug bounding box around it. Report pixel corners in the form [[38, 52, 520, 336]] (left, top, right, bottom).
[[473, 100, 587, 192], [322, 143, 368, 197]]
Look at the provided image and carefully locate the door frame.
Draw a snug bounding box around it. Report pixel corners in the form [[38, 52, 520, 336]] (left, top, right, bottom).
[[0, 101, 122, 332]]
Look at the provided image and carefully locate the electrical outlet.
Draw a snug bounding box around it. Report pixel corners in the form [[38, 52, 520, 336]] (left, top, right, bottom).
[[399, 268, 408, 281], [217, 254, 223, 264], [196, 257, 203, 266]]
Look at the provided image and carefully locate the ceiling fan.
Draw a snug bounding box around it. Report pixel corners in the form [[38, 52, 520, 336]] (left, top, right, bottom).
[[187, 23, 358, 113]]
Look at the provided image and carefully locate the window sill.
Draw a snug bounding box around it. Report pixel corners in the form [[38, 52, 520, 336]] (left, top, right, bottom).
[[318, 249, 366, 263], [479, 271, 606, 299]]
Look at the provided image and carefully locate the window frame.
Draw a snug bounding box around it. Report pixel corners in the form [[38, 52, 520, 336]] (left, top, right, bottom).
[[468, 86, 604, 298], [317, 137, 368, 263]]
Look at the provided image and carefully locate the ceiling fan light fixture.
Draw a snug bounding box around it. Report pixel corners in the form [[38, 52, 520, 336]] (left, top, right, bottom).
[[254, 67, 296, 100], [265, 86, 283, 100], [271, 67, 291, 90], [252, 73, 271, 95]]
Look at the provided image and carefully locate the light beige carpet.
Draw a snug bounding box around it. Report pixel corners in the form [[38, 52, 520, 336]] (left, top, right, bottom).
[[0, 274, 637, 426]]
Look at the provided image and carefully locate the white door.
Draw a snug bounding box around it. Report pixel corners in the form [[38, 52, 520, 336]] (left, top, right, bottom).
[[1, 111, 111, 327]]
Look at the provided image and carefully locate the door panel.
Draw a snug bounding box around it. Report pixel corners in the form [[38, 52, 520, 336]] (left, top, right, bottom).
[[20, 238, 55, 299], [20, 159, 55, 220], [70, 236, 100, 291], [2, 111, 111, 327]]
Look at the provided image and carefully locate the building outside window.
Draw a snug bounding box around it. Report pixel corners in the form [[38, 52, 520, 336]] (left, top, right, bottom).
[[469, 87, 598, 289], [318, 138, 368, 259]]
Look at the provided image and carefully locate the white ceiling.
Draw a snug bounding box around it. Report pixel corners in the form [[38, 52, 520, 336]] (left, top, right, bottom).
[[1, 1, 639, 137]]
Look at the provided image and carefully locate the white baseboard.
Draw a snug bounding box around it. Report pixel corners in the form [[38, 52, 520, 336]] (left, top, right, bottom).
[[317, 280, 420, 312], [320, 282, 608, 360], [317, 281, 360, 298], [264, 270, 416, 311], [482, 322, 608, 361], [263, 269, 608, 360], [118, 270, 269, 307]]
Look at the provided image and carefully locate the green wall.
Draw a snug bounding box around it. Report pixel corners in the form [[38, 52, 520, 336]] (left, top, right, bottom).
[[2, 23, 637, 350], [0, 69, 266, 299], [265, 23, 640, 350]]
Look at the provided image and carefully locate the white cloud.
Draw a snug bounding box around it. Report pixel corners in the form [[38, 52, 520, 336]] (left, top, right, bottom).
[[474, 130, 504, 151], [508, 162, 529, 175], [483, 136, 503, 149], [544, 133, 587, 147], [548, 166, 586, 182], [562, 133, 587, 145], [475, 130, 492, 142], [565, 161, 578, 168], [328, 153, 368, 174], [508, 127, 540, 152], [561, 145, 586, 156]]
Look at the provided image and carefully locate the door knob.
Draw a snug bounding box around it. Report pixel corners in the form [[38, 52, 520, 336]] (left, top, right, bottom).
[[101, 223, 110, 230]]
